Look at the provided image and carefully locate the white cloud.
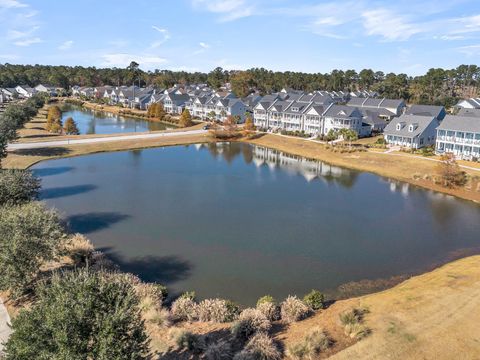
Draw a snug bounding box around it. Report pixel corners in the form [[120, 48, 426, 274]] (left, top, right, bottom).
[[0, 0, 27, 8], [150, 26, 170, 48], [14, 37, 41, 46], [101, 53, 167, 68], [191, 0, 254, 22], [58, 40, 74, 50], [199, 42, 210, 49], [0, 53, 19, 61], [457, 44, 480, 57], [361, 9, 423, 41]]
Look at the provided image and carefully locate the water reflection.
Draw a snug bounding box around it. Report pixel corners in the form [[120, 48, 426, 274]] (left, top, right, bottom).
[[59, 104, 176, 135], [196, 142, 359, 187]]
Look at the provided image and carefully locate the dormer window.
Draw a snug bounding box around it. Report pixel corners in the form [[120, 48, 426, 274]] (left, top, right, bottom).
[[396, 122, 406, 131], [292, 107, 299, 112], [409, 123, 418, 132]]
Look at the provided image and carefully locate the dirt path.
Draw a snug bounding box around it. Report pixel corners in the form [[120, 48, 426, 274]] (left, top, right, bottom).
[[0, 298, 11, 355]]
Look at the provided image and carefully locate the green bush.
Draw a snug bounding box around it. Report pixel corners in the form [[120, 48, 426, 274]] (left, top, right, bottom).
[[0, 202, 66, 298], [256, 295, 275, 306], [0, 169, 40, 206], [303, 290, 325, 310], [4, 269, 150, 360], [256, 295, 280, 321]]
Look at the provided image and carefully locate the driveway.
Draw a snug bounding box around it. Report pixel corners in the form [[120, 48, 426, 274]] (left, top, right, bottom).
[[8, 129, 208, 151]]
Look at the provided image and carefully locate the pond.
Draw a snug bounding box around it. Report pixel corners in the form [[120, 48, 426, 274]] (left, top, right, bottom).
[[32, 143, 480, 305], [60, 104, 176, 135]]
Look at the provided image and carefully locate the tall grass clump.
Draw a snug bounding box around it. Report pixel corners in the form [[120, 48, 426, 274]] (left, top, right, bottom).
[[339, 308, 370, 340], [198, 298, 240, 323], [256, 295, 280, 321], [233, 333, 281, 360], [231, 308, 271, 342], [287, 327, 331, 359], [280, 296, 310, 323]]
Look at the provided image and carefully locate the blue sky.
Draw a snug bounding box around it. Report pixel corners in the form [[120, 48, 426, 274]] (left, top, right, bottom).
[[1, 0, 480, 75]]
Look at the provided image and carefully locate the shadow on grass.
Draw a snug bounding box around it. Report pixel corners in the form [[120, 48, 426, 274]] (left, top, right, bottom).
[[21, 134, 60, 139], [66, 212, 131, 234], [12, 147, 71, 157], [40, 184, 97, 199], [97, 247, 192, 285]]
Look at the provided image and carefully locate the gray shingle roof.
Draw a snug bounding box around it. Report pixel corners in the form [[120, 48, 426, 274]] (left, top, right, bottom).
[[384, 115, 436, 137], [437, 115, 480, 133], [458, 108, 480, 118], [324, 105, 362, 118], [405, 105, 445, 120]]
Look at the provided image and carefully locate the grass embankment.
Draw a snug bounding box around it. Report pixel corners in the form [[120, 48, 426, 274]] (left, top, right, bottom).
[[246, 134, 480, 203]]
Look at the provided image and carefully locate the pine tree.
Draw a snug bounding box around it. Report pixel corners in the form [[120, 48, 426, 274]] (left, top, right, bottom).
[[154, 103, 166, 120], [63, 117, 80, 135], [179, 109, 193, 128], [46, 106, 62, 132], [244, 116, 255, 131]]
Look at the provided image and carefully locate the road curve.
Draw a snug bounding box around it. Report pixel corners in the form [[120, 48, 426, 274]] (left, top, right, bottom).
[[8, 129, 208, 151]]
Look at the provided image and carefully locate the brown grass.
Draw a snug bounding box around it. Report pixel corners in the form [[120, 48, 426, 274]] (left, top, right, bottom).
[[246, 134, 480, 203]]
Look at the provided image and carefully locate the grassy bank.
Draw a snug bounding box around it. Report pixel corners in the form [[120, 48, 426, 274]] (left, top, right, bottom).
[[245, 134, 480, 203]]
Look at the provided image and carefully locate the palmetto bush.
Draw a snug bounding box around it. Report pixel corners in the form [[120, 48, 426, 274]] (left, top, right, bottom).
[[231, 308, 271, 342], [280, 296, 310, 323]]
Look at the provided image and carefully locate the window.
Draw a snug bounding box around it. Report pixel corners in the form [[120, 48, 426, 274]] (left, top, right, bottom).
[[396, 124, 401, 131], [409, 125, 414, 132]]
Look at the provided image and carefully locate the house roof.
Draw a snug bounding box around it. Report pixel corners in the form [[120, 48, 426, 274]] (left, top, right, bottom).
[[361, 109, 388, 126], [456, 98, 480, 109], [384, 115, 436, 137], [437, 115, 480, 133], [347, 97, 404, 110], [458, 108, 480, 118], [405, 105, 445, 119], [324, 105, 362, 118], [283, 101, 311, 115]]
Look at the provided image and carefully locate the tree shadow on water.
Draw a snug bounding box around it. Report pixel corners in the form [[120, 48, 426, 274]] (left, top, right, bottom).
[[97, 247, 192, 285], [12, 147, 71, 157], [32, 166, 74, 177], [66, 212, 131, 234], [40, 184, 97, 199]]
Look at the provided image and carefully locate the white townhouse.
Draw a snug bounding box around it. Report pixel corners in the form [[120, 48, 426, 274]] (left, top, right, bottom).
[[304, 104, 329, 134], [162, 92, 190, 114], [280, 101, 311, 131], [323, 105, 367, 136], [436, 115, 480, 160], [383, 115, 439, 149], [34, 84, 58, 96], [266, 100, 291, 129], [212, 97, 248, 122], [15, 85, 36, 98]]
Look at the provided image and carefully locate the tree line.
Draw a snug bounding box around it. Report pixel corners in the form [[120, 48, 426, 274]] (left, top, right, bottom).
[[1, 63, 480, 106]]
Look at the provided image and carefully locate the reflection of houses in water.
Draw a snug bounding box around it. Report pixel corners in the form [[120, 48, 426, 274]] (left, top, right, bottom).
[[387, 179, 410, 196], [251, 146, 352, 183]]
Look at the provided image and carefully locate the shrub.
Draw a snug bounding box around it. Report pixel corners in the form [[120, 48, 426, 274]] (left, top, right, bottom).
[[205, 340, 232, 360], [280, 296, 310, 323], [180, 291, 196, 300], [303, 290, 325, 310], [172, 329, 205, 353], [198, 298, 240, 323], [0, 169, 40, 206], [0, 202, 66, 298], [63, 117, 80, 135], [436, 153, 467, 188], [4, 269, 150, 360], [233, 333, 281, 360], [231, 308, 271, 342], [171, 296, 199, 322]]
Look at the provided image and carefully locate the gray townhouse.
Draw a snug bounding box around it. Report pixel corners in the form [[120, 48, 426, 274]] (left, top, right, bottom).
[[458, 108, 480, 118], [347, 97, 406, 119], [323, 105, 368, 136], [383, 114, 439, 149], [436, 115, 480, 160]]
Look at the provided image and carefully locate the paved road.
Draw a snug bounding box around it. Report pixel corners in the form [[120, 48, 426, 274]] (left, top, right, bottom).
[[0, 298, 11, 355], [7, 129, 207, 151]]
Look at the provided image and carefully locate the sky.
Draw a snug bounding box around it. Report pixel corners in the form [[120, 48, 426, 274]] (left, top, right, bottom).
[[0, 0, 480, 76]]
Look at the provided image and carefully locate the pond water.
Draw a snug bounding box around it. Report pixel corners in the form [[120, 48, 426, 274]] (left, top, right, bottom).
[[32, 143, 480, 305], [60, 104, 175, 135]]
